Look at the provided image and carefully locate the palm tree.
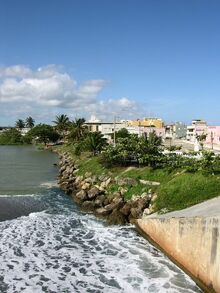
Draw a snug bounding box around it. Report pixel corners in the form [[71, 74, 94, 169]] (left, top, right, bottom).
[[15, 119, 25, 129], [85, 131, 107, 156], [53, 114, 70, 137], [68, 118, 88, 142], [25, 116, 35, 128]]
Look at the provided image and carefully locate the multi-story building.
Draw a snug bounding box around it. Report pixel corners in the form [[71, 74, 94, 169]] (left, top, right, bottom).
[[85, 116, 128, 142], [186, 119, 207, 142]]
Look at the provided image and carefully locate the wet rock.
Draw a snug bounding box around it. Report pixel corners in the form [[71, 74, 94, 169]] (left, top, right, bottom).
[[96, 207, 112, 216], [81, 201, 95, 211], [107, 210, 127, 225]]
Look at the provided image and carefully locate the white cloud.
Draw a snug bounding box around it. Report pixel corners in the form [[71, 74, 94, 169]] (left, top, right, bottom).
[[0, 64, 141, 123]]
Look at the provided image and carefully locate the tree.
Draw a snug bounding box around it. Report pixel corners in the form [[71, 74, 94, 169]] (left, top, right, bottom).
[[15, 119, 25, 129], [53, 114, 70, 137], [196, 133, 207, 150], [68, 118, 88, 142], [28, 124, 60, 145], [0, 128, 23, 145], [25, 116, 35, 128], [85, 132, 107, 156], [115, 128, 130, 141]]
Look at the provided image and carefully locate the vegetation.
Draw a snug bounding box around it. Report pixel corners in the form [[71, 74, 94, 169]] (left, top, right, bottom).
[[67, 118, 88, 142], [0, 128, 24, 144], [3, 114, 220, 214], [15, 119, 25, 129], [53, 114, 70, 137], [28, 124, 60, 145], [25, 116, 35, 128]]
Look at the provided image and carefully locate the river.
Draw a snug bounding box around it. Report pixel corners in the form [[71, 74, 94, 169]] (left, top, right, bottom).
[[0, 146, 202, 293]]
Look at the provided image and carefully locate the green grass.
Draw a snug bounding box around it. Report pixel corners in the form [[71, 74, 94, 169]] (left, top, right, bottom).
[[156, 172, 220, 212], [56, 145, 220, 213]]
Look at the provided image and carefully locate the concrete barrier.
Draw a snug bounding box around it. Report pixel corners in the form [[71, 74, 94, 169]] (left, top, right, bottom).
[[136, 216, 220, 292]]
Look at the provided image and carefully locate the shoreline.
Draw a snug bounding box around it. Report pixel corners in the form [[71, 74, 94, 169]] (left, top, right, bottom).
[[55, 149, 212, 292]]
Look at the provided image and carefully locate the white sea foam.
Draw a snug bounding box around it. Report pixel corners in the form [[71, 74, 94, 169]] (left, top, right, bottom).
[[0, 209, 202, 293], [0, 193, 37, 198]]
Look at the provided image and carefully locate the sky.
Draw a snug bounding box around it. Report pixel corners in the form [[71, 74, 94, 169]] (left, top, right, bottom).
[[0, 0, 220, 126]]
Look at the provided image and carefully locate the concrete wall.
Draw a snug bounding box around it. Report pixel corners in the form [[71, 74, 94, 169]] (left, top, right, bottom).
[[137, 216, 220, 292]]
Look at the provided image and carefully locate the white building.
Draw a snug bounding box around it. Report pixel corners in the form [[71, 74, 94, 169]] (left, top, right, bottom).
[[186, 119, 207, 142]]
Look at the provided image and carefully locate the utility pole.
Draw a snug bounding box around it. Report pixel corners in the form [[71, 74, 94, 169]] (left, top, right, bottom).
[[211, 131, 214, 150]]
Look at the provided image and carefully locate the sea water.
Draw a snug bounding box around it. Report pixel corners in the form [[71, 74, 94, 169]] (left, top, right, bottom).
[[0, 146, 202, 292]]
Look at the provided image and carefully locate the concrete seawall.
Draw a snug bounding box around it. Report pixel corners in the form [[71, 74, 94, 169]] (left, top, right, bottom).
[[136, 197, 220, 292]]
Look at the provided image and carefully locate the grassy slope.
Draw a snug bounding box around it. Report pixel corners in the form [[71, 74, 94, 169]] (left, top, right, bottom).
[[56, 145, 220, 213]]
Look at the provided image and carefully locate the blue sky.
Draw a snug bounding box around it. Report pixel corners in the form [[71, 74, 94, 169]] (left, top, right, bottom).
[[0, 0, 220, 125]]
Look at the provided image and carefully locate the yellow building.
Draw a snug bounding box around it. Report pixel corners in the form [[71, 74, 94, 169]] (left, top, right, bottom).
[[128, 118, 164, 128]]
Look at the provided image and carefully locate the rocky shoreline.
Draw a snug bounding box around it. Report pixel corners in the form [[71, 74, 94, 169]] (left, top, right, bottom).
[[57, 152, 158, 225]]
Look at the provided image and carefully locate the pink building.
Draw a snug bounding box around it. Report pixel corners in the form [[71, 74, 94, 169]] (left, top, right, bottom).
[[206, 126, 220, 145]]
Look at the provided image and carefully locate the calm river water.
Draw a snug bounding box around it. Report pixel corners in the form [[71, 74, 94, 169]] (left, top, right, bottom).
[[0, 146, 202, 292]]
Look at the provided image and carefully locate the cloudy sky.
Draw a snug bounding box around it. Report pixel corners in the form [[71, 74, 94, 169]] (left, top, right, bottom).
[[1, 0, 220, 125]]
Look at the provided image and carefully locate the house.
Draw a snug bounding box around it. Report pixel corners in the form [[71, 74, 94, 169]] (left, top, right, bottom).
[[186, 119, 207, 142]]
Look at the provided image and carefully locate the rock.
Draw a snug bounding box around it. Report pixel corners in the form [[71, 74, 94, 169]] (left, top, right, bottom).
[[137, 197, 150, 210], [96, 207, 112, 216], [139, 179, 160, 186], [81, 201, 95, 211], [81, 183, 91, 190], [116, 177, 138, 186], [100, 177, 111, 189], [85, 172, 92, 178], [75, 190, 87, 201], [118, 187, 128, 195], [87, 187, 100, 199], [130, 207, 142, 219], [107, 210, 127, 225], [75, 176, 83, 185], [73, 169, 79, 174], [120, 202, 132, 216], [142, 208, 151, 217], [151, 194, 158, 202], [94, 198, 103, 208], [104, 198, 124, 212]]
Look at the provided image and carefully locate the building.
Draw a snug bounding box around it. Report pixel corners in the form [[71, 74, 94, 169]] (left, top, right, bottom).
[[175, 122, 187, 139], [186, 119, 207, 142], [128, 117, 164, 128], [85, 117, 128, 142], [206, 126, 220, 147]]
